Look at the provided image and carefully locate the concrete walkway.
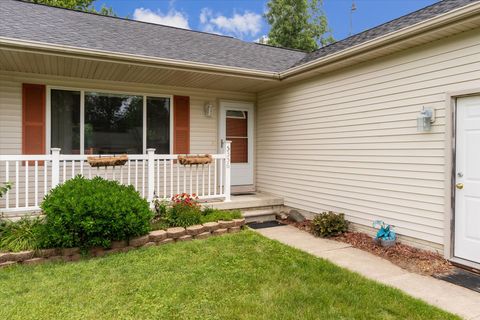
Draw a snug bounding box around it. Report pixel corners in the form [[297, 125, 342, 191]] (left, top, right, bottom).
[[255, 225, 480, 320]]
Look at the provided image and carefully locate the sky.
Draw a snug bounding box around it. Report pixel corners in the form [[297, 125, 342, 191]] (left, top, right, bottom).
[[94, 0, 438, 43]]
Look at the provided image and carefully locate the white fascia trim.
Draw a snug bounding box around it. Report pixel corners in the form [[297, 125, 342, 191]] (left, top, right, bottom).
[[0, 36, 280, 81], [279, 1, 480, 79]]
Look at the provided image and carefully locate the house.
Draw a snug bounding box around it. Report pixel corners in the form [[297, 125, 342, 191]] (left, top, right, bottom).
[[1, 0, 480, 268]]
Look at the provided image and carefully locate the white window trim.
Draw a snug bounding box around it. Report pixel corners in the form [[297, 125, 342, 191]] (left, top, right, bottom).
[[46, 85, 174, 155]]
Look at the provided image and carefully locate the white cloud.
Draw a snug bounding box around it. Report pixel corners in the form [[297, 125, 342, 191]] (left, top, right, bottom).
[[199, 7, 211, 24], [254, 35, 269, 44], [199, 8, 262, 39], [133, 7, 190, 29]]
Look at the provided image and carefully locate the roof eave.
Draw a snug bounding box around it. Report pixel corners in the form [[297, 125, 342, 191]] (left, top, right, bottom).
[[0, 36, 281, 81], [2, 1, 480, 84], [279, 1, 480, 80]]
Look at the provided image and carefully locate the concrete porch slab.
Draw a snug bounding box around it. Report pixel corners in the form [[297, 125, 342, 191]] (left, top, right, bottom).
[[201, 193, 284, 210]]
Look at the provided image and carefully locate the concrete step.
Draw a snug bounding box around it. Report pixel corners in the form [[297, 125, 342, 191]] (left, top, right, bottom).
[[242, 208, 277, 223], [202, 193, 283, 211]]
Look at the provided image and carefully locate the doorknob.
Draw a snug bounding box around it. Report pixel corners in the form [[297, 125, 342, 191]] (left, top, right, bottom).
[[456, 183, 464, 190]]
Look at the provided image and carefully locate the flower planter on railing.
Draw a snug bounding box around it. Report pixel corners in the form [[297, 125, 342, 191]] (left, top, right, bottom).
[[87, 155, 128, 168], [177, 155, 213, 166]]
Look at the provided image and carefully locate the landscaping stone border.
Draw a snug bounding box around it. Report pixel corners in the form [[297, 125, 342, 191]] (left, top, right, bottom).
[[0, 218, 246, 268]]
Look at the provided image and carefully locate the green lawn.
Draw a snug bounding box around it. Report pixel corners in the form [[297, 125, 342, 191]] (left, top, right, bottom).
[[0, 230, 458, 320]]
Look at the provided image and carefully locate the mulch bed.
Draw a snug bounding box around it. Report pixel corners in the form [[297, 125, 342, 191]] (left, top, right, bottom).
[[279, 219, 453, 276]]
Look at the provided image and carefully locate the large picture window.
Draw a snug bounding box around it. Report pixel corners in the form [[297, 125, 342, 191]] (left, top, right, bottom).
[[49, 89, 171, 154]]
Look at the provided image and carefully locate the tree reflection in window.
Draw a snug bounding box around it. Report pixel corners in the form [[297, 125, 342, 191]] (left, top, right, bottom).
[[85, 92, 143, 154]]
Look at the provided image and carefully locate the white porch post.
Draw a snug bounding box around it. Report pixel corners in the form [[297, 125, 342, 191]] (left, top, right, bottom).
[[224, 140, 232, 202], [51, 148, 61, 188], [147, 148, 156, 203]]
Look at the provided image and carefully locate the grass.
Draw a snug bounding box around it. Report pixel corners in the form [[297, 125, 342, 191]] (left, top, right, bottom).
[[0, 231, 458, 320]]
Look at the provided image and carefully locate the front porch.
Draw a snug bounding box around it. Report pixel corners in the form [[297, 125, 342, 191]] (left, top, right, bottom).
[[0, 145, 233, 214], [0, 44, 272, 217], [0, 146, 284, 219]]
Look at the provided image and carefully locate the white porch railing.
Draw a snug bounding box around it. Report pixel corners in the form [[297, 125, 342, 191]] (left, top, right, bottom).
[[0, 141, 231, 213]]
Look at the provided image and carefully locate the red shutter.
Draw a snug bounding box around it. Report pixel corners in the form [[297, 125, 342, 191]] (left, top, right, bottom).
[[22, 84, 46, 155], [173, 95, 190, 154]]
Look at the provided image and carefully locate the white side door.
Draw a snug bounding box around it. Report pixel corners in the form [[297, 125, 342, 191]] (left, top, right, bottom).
[[219, 101, 254, 186], [455, 96, 480, 264]]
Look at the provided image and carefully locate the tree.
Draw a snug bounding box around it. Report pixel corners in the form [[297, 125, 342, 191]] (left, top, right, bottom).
[[264, 0, 334, 52], [31, 0, 116, 16]]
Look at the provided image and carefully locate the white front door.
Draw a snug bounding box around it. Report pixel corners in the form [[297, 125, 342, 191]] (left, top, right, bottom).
[[219, 101, 254, 186], [455, 96, 480, 264]]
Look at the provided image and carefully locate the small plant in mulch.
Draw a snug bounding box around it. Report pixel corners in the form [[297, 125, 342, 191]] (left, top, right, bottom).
[[311, 211, 348, 237]]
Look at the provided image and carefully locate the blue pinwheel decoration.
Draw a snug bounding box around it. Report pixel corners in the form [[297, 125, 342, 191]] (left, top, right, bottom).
[[373, 220, 396, 241]]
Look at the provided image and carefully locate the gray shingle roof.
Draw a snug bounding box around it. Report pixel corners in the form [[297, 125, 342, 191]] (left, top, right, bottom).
[[0, 0, 306, 73], [0, 0, 478, 73], [297, 0, 479, 66]]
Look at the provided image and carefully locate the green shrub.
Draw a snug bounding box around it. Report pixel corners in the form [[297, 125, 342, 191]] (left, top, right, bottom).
[[165, 204, 202, 228], [40, 176, 152, 249], [311, 211, 348, 237], [161, 193, 202, 228], [0, 217, 44, 252], [200, 208, 242, 224]]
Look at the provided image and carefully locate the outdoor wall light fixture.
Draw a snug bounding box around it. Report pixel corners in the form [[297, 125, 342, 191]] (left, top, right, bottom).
[[204, 102, 214, 118], [417, 107, 435, 132]]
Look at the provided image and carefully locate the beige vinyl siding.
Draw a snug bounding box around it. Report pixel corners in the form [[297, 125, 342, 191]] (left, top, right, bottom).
[[0, 77, 21, 155], [0, 71, 255, 155], [256, 28, 480, 248]]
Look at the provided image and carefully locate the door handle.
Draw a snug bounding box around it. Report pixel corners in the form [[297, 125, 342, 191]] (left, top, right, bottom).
[[456, 183, 464, 190], [221, 139, 224, 149]]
